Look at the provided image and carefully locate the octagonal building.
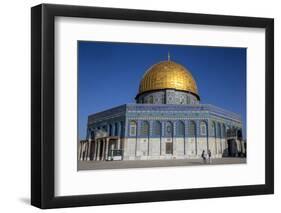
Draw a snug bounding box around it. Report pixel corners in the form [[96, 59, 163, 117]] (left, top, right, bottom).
[[79, 57, 245, 161]]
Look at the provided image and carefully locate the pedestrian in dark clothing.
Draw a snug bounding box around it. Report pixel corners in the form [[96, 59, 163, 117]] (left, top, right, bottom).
[[201, 150, 207, 164], [208, 149, 212, 164]]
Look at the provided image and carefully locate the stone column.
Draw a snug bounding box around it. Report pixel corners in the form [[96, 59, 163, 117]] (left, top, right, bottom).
[[78, 142, 82, 160], [96, 140, 100, 161], [93, 140, 97, 161], [83, 142, 88, 161], [241, 140, 245, 154], [97, 140, 100, 161], [81, 142, 85, 160], [91, 141, 95, 161], [117, 138, 120, 150], [105, 138, 109, 160], [87, 139, 92, 161], [101, 140, 104, 160], [79, 142, 82, 160], [80, 142, 84, 160], [102, 139, 106, 160]]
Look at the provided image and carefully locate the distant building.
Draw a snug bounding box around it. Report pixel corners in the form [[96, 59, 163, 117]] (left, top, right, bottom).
[[78, 56, 246, 161]]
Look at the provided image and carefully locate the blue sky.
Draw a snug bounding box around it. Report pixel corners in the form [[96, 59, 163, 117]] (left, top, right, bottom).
[[78, 41, 246, 140]]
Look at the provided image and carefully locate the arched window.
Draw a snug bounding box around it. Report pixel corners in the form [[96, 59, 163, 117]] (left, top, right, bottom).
[[160, 95, 164, 104], [176, 121, 185, 136], [148, 96, 153, 104], [200, 121, 207, 136], [186, 96, 190, 104], [211, 121, 216, 137], [129, 121, 137, 137], [141, 121, 149, 137], [188, 120, 196, 137], [217, 123, 221, 138], [166, 121, 173, 137], [153, 121, 161, 137]]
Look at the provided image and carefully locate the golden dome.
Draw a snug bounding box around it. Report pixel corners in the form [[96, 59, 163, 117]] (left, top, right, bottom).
[[138, 60, 199, 98]]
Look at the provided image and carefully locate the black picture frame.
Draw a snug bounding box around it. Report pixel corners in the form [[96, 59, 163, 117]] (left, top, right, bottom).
[[31, 3, 274, 209]]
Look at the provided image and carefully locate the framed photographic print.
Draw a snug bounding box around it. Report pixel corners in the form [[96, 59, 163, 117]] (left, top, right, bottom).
[[31, 3, 274, 209]]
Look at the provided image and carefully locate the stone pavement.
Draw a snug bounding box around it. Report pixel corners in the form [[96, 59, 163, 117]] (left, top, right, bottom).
[[78, 157, 246, 171]]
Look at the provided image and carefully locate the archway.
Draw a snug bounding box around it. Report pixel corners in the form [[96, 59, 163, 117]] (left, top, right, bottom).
[[165, 121, 173, 155], [227, 139, 238, 157]]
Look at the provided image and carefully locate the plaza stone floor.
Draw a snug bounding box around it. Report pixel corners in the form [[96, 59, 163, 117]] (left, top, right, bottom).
[[77, 157, 246, 171]]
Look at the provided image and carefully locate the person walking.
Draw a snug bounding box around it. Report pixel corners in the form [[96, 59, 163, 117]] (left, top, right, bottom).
[[208, 149, 212, 164], [201, 150, 207, 164]]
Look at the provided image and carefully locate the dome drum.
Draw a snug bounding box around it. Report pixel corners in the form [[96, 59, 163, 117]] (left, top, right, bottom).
[[135, 89, 200, 105]]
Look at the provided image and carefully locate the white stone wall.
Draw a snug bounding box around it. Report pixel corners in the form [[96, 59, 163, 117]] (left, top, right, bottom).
[[217, 138, 222, 157], [186, 137, 197, 157], [207, 137, 217, 157], [123, 138, 136, 160], [208, 137, 225, 158], [174, 137, 185, 156], [139, 138, 149, 156], [197, 137, 208, 157], [123, 136, 229, 160], [149, 138, 161, 156]]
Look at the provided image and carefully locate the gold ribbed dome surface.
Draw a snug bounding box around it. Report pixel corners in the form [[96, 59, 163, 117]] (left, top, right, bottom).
[[138, 60, 198, 96]]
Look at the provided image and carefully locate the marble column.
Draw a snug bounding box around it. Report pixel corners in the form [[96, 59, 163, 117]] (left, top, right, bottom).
[[117, 138, 120, 150], [93, 141, 97, 160], [102, 139, 106, 160], [84, 142, 88, 161], [96, 140, 100, 161], [78, 142, 82, 160], [87, 139, 91, 161], [101, 139, 104, 161], [105, 139, 109, 160], [80, 142, 84, 160], [81, 142, 85, 160]]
